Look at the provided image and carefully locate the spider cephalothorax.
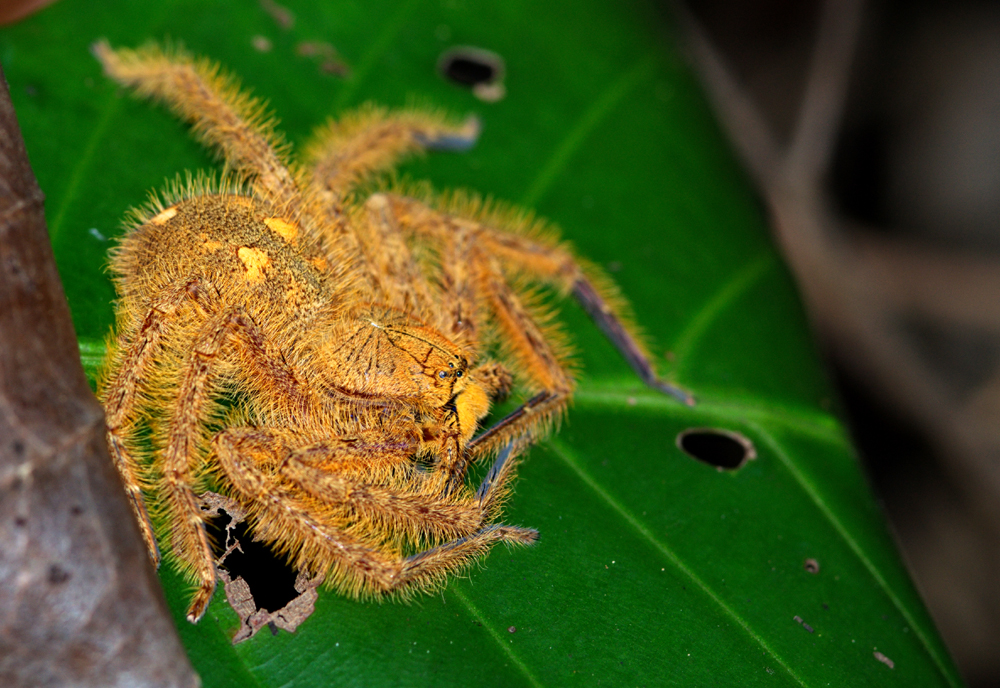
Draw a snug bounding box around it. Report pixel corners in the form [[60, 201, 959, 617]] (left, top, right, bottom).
[[94, 41, 692, 624]]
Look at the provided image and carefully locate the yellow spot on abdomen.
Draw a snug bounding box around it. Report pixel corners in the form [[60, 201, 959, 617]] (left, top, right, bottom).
[[238, 246, 271, 281], [264, 217, 299, 242], [149, 207, 178, 225], [198, 233, 224, 251]]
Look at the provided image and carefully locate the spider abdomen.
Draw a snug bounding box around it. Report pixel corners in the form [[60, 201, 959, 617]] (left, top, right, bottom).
[[116, 194, 328, 313]]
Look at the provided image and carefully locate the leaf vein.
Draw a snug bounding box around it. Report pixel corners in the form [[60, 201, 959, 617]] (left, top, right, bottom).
[[572, 383, 848, 446], [333, 0, 421, 111], [48, 92, 121, 242], [749, 424, 962, 687], [449, 586, 543, 688], [671, 252, 775, 375], [521, 55, 656, 207], [546, 436, 808, 688]]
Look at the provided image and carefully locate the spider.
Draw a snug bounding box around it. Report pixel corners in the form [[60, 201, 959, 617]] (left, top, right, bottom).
[[93, 41, 693, 624]]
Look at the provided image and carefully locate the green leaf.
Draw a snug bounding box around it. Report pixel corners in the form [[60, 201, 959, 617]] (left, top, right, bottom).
[[0, 0, 963, 686]]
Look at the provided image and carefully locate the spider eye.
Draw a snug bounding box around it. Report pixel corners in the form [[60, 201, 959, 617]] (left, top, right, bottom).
[[438, 371, 448, 379], [456, 370, 463, 378]]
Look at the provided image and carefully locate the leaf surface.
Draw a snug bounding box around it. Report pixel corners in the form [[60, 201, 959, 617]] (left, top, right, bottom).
[[0, 0, 962, 685]]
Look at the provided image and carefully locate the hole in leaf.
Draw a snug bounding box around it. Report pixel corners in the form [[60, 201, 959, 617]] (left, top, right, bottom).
[[206, 509, 299, 614], [438, 47, 506, 101], [201, 492, 321, 642], [677, 428, 756, 470], [439, 47, 502, 86]]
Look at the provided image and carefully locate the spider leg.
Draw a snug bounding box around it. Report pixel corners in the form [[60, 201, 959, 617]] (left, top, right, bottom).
[[386, 195, 695, 405], [214, 430, 535, 599], [473, 440, 522, 516], [291, 436, 527, 539], [93, 41, 301, 217], [107, 276, 320, 622], [396, 523, 537, 591], [357, 194, 436, 313], [467, 257, 576, 460], [436, 217, 482, 350], [305, 105, 479, 199], [572, 279, 695, 404], [213, 429, 522, 544], [100, 280, 206, 564], [159, 309, 240, 622]]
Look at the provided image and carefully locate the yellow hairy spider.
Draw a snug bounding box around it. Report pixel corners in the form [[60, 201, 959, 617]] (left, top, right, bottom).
[[93, 40, 693, 624]]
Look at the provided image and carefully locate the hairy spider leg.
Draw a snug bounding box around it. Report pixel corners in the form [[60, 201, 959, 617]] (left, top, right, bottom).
[[386, 195, 695, 404], [435, 217, 483, 351], [214, 429, 536, 600], [93, 41, 301, 218], [94, 42, 366, 292], [158, 298, 348, 622], [225, 427, 476, 540], [100, 281, 205, 564], [397, 523, 535, 590], [473, 255, 576, 459], [302, 103, 482, 286], [358, 194, 437, 314], [161, 309, 235, 622], [305, 104, 480, 200], [211, 429, 525, 547], [291, 436, 527, 537]]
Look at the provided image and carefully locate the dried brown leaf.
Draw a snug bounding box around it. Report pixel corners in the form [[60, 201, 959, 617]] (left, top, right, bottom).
[[0, 64, 198, 688]]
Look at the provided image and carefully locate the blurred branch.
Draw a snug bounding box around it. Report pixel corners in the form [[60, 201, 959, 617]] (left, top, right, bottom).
[[785, 0, 863, 182], [0, 62, 198, 687], [679, 0, 1000, 509]]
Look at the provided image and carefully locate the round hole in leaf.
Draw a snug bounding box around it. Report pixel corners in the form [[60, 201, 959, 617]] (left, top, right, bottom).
[[438, 46, 504, 88], [676, 428, 756, 470]]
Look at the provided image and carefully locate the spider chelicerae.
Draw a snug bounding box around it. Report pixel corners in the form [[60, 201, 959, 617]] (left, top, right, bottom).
[[93, 41, 692, 623]]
